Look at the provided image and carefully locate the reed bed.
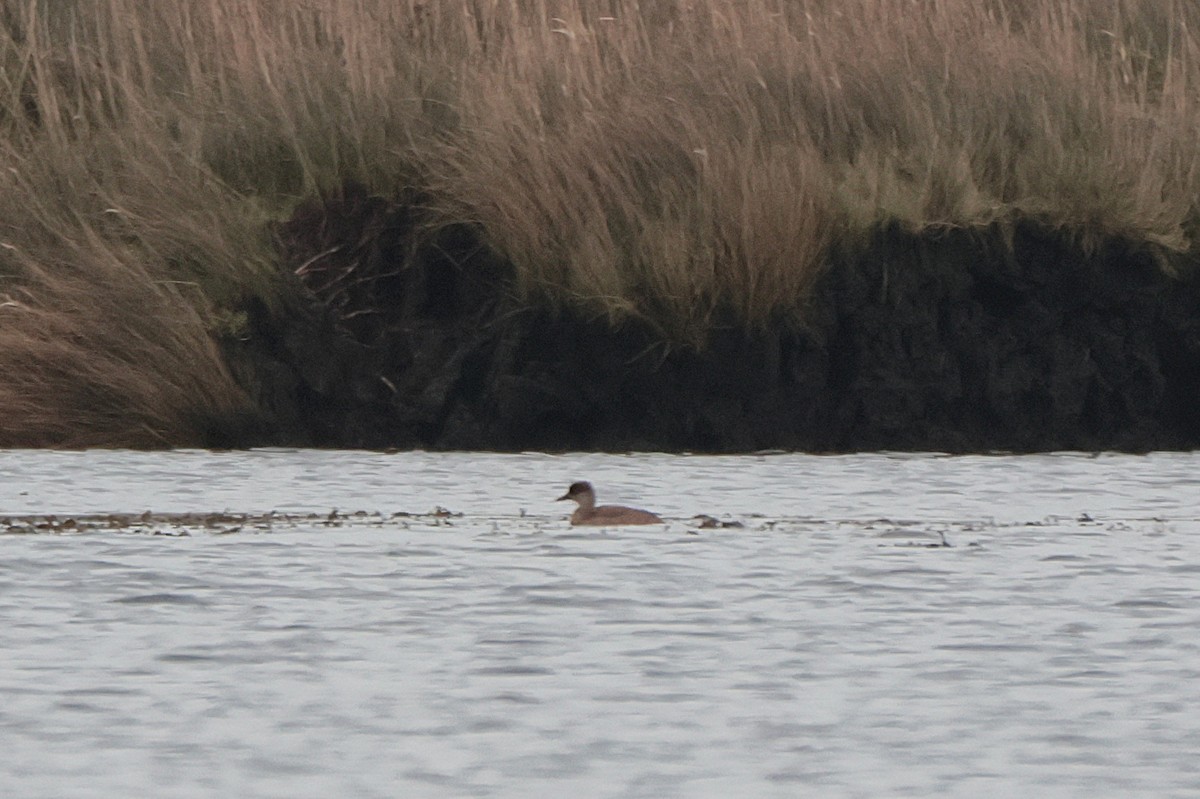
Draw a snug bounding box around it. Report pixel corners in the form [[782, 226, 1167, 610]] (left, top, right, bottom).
[[1, 0, 1198, 444]]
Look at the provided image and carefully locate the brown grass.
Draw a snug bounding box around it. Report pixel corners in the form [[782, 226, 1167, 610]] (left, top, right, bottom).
[[0, 131, 267, 446], [1, 0, 1199, 444]]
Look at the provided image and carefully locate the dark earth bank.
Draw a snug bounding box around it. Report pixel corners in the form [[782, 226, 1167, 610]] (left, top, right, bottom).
[[221, 185, 1200, 452]]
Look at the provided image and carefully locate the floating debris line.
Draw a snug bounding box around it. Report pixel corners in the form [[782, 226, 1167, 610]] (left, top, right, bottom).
[[0, 508, 464, 536], [2, 511, 1147, 544]]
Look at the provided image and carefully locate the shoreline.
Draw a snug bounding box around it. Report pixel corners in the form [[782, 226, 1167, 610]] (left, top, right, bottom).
[[4, 2, 1199, 451]]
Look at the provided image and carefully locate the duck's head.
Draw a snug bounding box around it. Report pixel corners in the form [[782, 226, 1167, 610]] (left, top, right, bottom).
[[556, 481, 594, 503]]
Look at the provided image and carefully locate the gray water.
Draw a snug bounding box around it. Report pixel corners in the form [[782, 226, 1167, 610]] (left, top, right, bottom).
[[2, 450, 1199, 798]]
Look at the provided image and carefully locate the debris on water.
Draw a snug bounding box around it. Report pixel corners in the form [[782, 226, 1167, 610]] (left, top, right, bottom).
[[879, 529, 954, 548], [691, 514, 745, 529], [3, 507, 476, 536]]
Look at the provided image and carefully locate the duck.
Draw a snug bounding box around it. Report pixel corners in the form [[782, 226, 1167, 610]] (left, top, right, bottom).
[[556, 481, 663, 526]]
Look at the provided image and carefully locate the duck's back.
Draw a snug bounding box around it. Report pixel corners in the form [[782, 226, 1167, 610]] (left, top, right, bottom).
[[573, 504, 662, 526]]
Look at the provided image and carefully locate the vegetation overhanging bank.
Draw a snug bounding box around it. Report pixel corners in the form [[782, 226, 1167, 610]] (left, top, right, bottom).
[[1, 1, 1198, 450]]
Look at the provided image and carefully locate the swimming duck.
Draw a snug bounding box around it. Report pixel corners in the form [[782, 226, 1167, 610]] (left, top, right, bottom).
[[556, 481, 663, 526]]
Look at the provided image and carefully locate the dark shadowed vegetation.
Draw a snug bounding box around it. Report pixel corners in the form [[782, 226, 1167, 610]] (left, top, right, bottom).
[[1, 0, 1198, 446]]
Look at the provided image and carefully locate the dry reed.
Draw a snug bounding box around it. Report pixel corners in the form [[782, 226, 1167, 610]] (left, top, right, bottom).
[[1, 0, 1198, 443]]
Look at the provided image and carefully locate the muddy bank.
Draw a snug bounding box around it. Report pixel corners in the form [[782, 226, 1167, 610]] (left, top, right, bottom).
[[224, 189, 1200, 452]]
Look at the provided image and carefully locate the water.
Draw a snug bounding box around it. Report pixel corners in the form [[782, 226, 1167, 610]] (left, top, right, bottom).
[[2, 450, 1199, 797]]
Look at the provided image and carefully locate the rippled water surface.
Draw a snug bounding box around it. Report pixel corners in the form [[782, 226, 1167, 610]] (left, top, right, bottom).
[[3, 450, 1200, 797]]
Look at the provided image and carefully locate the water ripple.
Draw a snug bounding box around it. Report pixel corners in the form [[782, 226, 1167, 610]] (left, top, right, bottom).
[[2, 450, 1200, 798]]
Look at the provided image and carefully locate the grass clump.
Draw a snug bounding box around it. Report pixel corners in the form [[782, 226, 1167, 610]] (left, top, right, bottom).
[[1, 0, 1199, 444]]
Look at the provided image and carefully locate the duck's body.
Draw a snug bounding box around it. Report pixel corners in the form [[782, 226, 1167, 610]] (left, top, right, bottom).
[[557, 481, 662, 526]]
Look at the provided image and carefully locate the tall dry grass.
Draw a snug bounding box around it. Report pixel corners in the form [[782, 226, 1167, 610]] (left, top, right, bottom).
[[1, 0, 1199, 444]]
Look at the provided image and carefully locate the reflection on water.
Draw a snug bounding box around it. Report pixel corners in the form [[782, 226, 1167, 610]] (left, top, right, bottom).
[[1, 450, 1199, 797]]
